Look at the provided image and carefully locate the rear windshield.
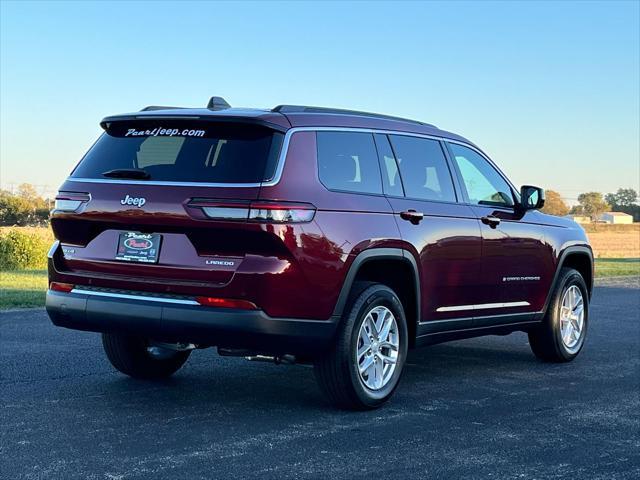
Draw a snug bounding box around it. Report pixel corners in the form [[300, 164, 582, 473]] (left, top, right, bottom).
[[71, 121, 284, 183]]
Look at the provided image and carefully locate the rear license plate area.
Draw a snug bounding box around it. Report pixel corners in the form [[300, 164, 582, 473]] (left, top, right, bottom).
[[115, 232, 162, 264]]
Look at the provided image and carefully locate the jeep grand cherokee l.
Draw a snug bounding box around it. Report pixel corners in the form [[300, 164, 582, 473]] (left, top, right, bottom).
[[46, 97, 593, 409]]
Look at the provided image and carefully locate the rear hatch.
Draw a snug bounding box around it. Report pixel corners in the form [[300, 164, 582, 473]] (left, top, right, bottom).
[[51, 117, 288, 291]]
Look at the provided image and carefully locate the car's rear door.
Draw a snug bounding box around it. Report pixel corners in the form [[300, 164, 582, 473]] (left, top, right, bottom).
[[376, 134, 483, 324]]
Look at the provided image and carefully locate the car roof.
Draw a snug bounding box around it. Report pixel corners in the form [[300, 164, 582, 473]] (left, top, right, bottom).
[[280, 110, 473, 145], [101, 99, 475, 146]]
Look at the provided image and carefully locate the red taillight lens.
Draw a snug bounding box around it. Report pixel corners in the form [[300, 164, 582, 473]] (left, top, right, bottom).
[[189, 199, 316, 224], [50, 282, 74, 293], [196, 297, 258, 310]]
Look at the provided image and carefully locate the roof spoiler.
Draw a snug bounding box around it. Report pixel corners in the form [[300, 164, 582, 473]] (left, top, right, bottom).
[[139, 105, 184, 112]]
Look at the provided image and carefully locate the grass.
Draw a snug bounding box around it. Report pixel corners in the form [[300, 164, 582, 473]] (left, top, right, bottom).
[[594, 258, 640, 278], [0, 225, 54, 241], [0, 260, 638, 310], [0, 270, 48, 309]]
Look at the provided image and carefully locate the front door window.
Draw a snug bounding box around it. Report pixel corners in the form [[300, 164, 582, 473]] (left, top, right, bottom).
[[449, 143, 513, 207]]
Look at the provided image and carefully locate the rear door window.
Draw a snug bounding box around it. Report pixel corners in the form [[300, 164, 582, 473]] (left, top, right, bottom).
[[71, 121, 284, 183], [316, 132, 383, 194], [388, 135, 457, 202]]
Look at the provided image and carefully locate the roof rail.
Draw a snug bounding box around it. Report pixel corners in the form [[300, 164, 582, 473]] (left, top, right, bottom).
[[139, 106, 185, 112], [207, 96, 231, 111], [272, 105, 435, 128]]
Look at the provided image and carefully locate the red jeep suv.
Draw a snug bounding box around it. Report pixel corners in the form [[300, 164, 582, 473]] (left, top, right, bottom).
[[46, 97, 593, 409]]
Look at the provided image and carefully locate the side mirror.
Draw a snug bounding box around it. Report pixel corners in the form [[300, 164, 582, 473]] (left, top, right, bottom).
[[520, 185, 545, 210]]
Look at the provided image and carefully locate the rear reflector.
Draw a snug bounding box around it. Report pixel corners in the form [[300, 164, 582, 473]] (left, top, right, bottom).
[[191, 199, 316, 224], [196, 297, 258, 310], [50, 282, 74, 293]]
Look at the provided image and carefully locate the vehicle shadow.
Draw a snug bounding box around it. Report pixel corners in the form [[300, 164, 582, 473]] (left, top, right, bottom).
[[95, 334, 540, 419]]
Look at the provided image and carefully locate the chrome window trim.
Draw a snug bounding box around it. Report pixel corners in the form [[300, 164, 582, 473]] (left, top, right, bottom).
[[436, 301, 530, 313], [70, 288, 200, 306], [64, 126, 515, 193]]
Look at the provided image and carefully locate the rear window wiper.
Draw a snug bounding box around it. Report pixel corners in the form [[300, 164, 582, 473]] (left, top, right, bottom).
[[102, 168, 151, 180]]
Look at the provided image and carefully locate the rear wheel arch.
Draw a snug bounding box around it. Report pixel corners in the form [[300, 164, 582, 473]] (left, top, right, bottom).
[[333, 248, 420, 345]]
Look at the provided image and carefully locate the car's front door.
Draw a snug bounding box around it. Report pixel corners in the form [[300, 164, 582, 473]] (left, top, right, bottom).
[[446, 142, 554, 319]]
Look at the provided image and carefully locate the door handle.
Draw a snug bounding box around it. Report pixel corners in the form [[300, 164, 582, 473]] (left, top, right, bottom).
[[400, 210, 424, 225], [481, 215, 501, 228]]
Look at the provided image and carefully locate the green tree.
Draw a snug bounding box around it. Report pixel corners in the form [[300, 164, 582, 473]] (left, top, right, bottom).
[[577, 192, 609, 222], [16, 183, 40, 201], [0, 184, 50, 226], [605, 188, 638, 208], [541, 190, 569, 216], [605, 188, 639, 221], [569, 205, 584, 215]]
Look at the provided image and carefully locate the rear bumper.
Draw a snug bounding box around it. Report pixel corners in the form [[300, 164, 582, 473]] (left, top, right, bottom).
[[46, 290, 339, 355]]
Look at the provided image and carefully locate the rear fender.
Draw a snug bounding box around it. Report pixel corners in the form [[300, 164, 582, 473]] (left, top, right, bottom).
[[332, 248, 420, 333]]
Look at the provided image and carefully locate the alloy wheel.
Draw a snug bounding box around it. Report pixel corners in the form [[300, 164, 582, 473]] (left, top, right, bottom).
[[355, 305, 400, 390], [559, 285, 585, 352]]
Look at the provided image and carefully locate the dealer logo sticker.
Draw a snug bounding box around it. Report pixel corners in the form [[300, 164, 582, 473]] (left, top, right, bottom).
[[124, 237, 153, 250]]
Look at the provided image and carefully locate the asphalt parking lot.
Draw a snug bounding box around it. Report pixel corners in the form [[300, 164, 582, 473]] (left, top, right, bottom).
[[1, 280, 639, 480]]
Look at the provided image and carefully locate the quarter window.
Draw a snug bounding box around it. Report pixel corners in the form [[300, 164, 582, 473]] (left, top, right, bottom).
[[317, 132, 382, 194], [448, 143, 514, 207], [388, 135, 456, 202]]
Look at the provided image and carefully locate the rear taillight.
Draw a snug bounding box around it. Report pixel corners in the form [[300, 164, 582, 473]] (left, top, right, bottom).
[[248, 201, 316, 223], [54, 192, 90, 212], [50, 282, 74, 293], [189, 199, 316, 224], [196, 297, 258, 309]]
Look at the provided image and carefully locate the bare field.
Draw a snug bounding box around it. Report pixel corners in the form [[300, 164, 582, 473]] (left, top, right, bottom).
[[585, 227, 639, 258], [582, 223, 639, 233]]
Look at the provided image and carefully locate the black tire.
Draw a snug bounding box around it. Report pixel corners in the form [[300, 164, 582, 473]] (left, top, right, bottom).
[[528, 268, 589, 362], [314, 283, 408, 410], [102, 333, 191, 379]]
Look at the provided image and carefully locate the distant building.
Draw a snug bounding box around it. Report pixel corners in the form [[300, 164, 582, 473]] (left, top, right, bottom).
[[565, 215, 591, 224], [599, 212, 634, 224]]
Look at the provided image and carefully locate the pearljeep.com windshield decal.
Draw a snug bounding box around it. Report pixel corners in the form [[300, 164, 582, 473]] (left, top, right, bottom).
[[124, 127, 205, 137]]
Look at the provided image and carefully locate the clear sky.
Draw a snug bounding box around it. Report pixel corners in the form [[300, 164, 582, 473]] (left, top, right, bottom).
[[1, 0, 638, 201]]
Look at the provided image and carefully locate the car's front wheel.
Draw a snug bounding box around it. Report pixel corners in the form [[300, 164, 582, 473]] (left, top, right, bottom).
[[528, 267, 589, 362], [102, 333, 191, 379], [314, 283, 408, 410]]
